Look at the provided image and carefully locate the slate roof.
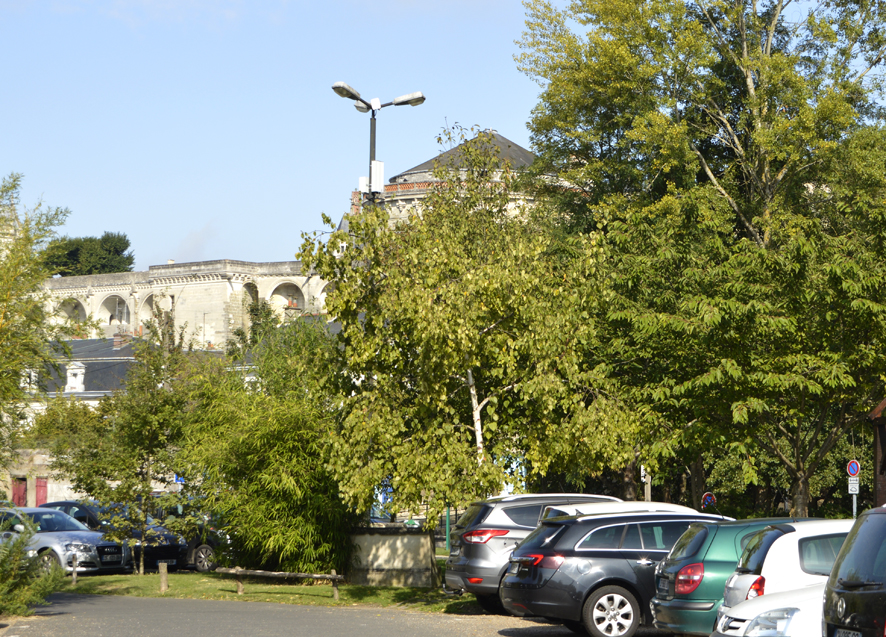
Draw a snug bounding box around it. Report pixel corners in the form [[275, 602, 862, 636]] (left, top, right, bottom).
[[43, 339, 137, 396], [389, 131, 536, 182]]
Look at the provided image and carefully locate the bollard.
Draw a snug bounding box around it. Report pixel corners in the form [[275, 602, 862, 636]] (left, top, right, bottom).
[[72, 555, 78, 586], [235, 567, 244, 595], [331, 569, 339, 601], [159, 562, 168, 594]]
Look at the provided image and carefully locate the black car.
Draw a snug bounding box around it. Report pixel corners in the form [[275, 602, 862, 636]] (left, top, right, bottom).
[[445, 493, 622, 613], [152, 498, 225, 572], [500, 510, 727, 637], [40, 501, 188, 571], [823, 506, 886, 637]]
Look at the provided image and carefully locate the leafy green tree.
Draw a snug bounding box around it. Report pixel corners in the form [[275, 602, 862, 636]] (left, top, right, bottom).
[[182, 318, 358, 573], [33, 309, 191, 574], [518, 0, 886, 514], [0, 519, 64, 616], [299, 128, 635, 519], [0, 173, 70, 472], [45, 231, 134, 277], [225, 297, 278, 358]]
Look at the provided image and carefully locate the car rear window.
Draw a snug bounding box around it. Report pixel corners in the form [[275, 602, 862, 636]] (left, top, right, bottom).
[[640, 521, 694, 551], [455, 504, 491, 529], [799, 533, 847, 576], [519, 523, 567, 549], [831, 514, 886, 585], [502, 505, 543, 527], [669, 524, 709, 560], [737, 527, 787, 575]]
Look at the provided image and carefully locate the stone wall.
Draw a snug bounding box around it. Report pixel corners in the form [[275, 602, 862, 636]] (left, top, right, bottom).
[[349, 528, 440, 588]]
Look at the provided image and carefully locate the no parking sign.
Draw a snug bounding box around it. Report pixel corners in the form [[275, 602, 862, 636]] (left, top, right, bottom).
[[847, 459, 861, 477]]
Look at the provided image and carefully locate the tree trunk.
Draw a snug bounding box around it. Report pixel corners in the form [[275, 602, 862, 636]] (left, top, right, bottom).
[[623, 454, 638, 501], [690, 455, 706, 510], [466, 369, 484, 464], [791, 475, 810, 517]]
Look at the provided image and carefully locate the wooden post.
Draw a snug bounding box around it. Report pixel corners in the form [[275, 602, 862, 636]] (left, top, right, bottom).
[[331, 569, 339, 601], [72, 555, 78, 586], [159, 562, 168, 594], [235, 567, 244, 595], [867, 400, 886, 508]]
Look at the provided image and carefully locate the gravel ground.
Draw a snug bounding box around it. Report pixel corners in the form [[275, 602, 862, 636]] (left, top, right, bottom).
[[0, 593, 673, 637]]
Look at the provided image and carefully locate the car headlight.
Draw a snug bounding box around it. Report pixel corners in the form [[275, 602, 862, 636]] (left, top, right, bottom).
[[64, 542, 94, 554], [746, 607, 799, 636]]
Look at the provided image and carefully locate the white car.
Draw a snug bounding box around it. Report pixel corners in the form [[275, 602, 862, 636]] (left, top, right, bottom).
[[712, 582, 825, 636], [542, 500, 714, 520], [717, 519, 852, 624]]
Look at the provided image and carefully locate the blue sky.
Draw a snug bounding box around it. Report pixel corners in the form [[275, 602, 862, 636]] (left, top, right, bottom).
[[1, 0, 542, 269]]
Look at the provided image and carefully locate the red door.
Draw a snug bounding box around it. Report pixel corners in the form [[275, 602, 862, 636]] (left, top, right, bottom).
[[12, 477, 27, 506], [36, 478, 48, 506]]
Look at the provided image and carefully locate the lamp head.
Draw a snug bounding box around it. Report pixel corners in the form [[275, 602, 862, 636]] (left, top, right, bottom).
[[332, 82, 361, 101], [392, 91, 426, 107]]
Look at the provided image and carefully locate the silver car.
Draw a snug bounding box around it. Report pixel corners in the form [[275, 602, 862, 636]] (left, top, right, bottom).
[[0, 507, 132, 573]]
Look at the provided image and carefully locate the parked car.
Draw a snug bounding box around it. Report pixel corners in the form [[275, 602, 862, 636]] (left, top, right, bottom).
[[0, 506, 131, 573], [823, 506, 886, 637], [717, 519, 852, 625], [444, 493, 622, 613], [152, 497, 225, 572], [713, 582, 825, 637], [650, 517, 814, 635], [499, 509, 728, 636], [40, 500, 188, 571], [542, 501, 705, 521]]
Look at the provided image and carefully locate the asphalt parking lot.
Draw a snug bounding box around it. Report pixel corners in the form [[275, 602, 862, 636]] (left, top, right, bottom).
[[0, 593, 673, 637]]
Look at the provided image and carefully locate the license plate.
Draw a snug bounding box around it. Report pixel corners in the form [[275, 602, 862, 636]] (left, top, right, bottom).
[[100, 554, 121, 562], [657, 578, 668, 594], [157, 559, 177, 565], [835, 630, 862, 637]]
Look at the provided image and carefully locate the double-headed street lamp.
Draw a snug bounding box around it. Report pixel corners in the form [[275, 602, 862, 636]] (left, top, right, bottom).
[[331, 81, 426, 204]]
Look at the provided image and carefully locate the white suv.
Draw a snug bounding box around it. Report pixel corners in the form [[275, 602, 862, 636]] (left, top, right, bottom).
[[717, 519, 853, 624]]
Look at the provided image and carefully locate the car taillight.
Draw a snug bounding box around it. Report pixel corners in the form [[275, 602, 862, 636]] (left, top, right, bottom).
[[675, 563, 704, 595], [525, 554, 565, 569], [462, 529, 509, 544], [746, 576, 765, 599]]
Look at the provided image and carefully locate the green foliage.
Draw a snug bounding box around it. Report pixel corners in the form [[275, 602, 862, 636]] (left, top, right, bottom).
[[518, 0, 886, 513], [44, 231, 134, 277], [299, 127, 637, 518], [33, 308, 191, 574], [0, 173, 71, 471], [183, 319, 357, 574], [0, 519, 65, 616], [226, 297, 278, 359]]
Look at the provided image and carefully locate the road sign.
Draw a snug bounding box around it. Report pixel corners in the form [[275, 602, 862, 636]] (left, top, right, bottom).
[[847, 459, 861, 477], [849, 480, 860, 495]]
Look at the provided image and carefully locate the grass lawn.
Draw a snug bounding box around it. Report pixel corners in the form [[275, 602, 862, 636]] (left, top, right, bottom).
[[63, 571, 482, 615]]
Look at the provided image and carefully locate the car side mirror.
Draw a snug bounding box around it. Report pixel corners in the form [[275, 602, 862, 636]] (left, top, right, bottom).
[[13, 524, 25, 533]]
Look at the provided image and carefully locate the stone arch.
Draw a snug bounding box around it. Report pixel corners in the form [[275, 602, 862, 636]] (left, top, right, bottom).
[[56, 298, 87, 322], [98, 294, 131, 326], [244, 281, 259, 305], [138, 294, 154, 324], [317, 282, 335, 312], [268, 282, 305, 316]]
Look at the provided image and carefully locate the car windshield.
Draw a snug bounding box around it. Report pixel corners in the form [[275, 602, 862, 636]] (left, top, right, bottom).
[[24, 510, 89, 533], [737, 527, 786, 574], [831, 514, 886, 586]]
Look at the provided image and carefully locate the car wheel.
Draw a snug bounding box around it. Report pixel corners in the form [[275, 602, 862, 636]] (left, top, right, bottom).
[[40, 550, 61, 572], [563, 619, 587, 634], [475, 593, 505, 615], [194, 544, 216, 572], [582, 586, 639, 637]]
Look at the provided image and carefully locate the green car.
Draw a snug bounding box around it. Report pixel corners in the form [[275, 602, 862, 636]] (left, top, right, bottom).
[[650, 517, 811, 636]]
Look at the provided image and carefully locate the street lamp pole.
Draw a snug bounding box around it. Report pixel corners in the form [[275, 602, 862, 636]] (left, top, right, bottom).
[[331, 82, 426, 206]]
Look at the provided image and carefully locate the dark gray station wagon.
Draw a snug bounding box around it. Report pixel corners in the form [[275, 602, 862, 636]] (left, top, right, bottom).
[[444, 493, 621, 613]]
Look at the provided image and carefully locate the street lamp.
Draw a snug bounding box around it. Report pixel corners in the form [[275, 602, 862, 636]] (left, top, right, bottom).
[[331, 81, 426, 204]]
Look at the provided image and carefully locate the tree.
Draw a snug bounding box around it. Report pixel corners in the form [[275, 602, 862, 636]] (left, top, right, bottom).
[[45, 231, 134, 277], [0, 518, 64, 616], [518, 0, 886, 514], [181, 318, 359, 573], [225, 297, 278, 358], [299, 128, 635, 519], [0, 173, 70, 473], [33, 308, 191, 574]]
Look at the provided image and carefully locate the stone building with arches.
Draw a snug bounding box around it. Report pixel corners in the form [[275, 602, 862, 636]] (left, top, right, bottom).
[[43, 259, 330, 348]]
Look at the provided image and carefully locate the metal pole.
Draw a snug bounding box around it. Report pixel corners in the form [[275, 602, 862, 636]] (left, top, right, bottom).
[[853, 494, 857, 519], [445, 504, 451, 553], [368, 110, 377, 206]]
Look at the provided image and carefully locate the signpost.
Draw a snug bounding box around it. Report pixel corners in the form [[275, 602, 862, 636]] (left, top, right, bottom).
[[847, 460, 861, 518]]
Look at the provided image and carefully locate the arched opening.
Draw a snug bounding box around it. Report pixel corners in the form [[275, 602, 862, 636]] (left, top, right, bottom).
[[269, 282, 305, 317], [317, 282, 335, 313], [98, 295, 131, 334], [56, 299, 87, 322], [244, 281, 259, 305]]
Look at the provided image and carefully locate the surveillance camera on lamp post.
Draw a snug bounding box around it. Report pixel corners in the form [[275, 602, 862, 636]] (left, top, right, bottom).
[[331, 81, 426, 204]]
